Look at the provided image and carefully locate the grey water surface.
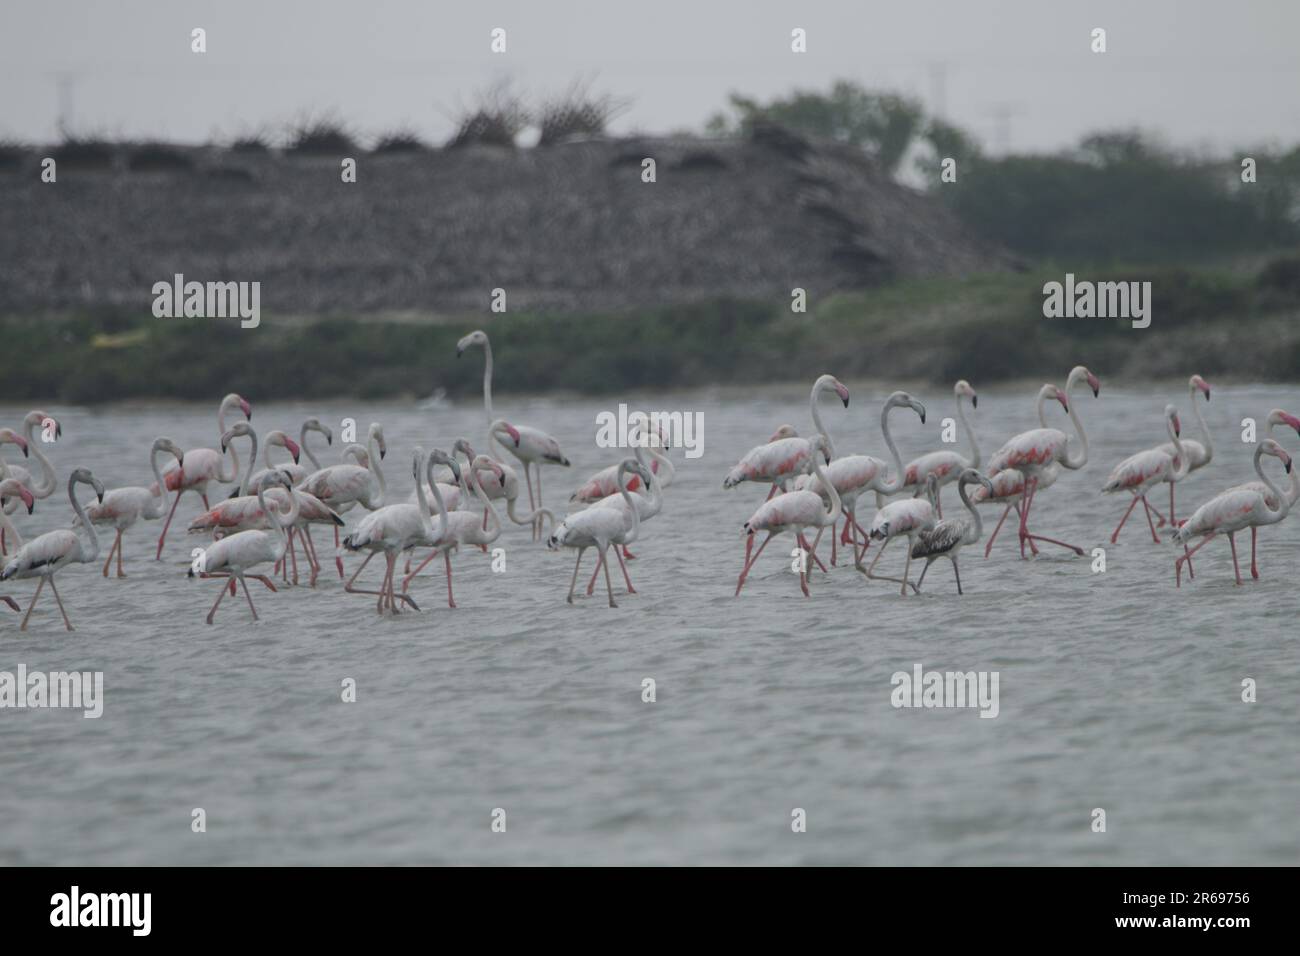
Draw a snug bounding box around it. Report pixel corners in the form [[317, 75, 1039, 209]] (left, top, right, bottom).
[[1, 380, 1297, 865]]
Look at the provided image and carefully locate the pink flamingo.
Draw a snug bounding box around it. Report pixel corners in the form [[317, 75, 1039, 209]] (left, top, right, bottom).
[[299, 422, 388, 577], [342, 449, 447, 614], [547, 458, 653, 607], [400, 454, 512, 605], [187, 472, 298, 623], [579, 436, 667, 596], [0, 429, 31, 541], [82, 437, 185, 577], [1151, 374, 1213, 525], [986, 365, 1100, 558], [863, 474, 938, 596], [0, 412, 58, 552], [908, 469, 995, 594], [1102, 405, 1190, 544], [734, 435, 842, 597], [238, 428, 304, 493], [571, 426, 675, 503], [972, 384, 1070, 556], [797, 390, 926, 568], [897, 380, 979, 517], [155, 393, 251, 559], [1215, 410, 1300, 570], [1, 468, 105, 631], [725, 374, 850, 575], [0, 479, 36, 615], [458, 330, 571, 539], [1173, 440, 1293, 587]]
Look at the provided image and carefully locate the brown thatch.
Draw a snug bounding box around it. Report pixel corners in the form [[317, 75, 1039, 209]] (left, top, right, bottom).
[[0, 126, 1012, 315]]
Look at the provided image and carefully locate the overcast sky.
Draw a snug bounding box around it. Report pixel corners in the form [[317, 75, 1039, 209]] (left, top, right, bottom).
[[3, 0, 1298, 153]]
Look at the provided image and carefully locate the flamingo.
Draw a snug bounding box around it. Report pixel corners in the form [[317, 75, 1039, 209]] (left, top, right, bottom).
[[972, 384, 1071, 557], [986, 366, 1100, 558], [1173, 440, 1293, 587], [547, 458, 653, 607], [299, 422, 388, 577], [725, 374, 850, 576], [342, 449, 446, 614], [796, 390, 926, 569], [580, 436, 667, 596], [571, 425, 675, 503], [734, 434, 842, 597], [236, 427, 304, 493], [0, 428, 30, 530], [1212, 410, 1300, 575], [458, 330, 571, 539], [1152, 374, 1213, 525], [863, 474, 938, 596], [81, 437, 185, 577], [0, 410, 62, 509], [155, 393, 251, 559], [188, 471, 299, 623], [0, 479, 36, 615], [897, 379, 980, 516], [909, 469, 996, 594], [424, 424, 541, 531], [1, 468, 105, 631], [400, 454, 512, 605], [1102, 405, 1190, 544]]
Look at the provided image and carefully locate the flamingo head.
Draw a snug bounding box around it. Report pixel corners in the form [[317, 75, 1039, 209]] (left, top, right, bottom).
[[72, 467, 105, 504], [25, 411, 61, 440], [0, 479, 35, 514], [273, 431, 301, 464], [959, 468, 995, 498], [304, 418, 333, 445], [220, 421, 254, 452], [889, 390, 927, 425], [1050, 385, 1070, 414], [956, 379, 977, 408], [452, 438, 477, 460], [410, 448, 426, 482], [1190, 374, 1211, 401], [823, 375, 850, 408], [0, 429, 29, 457], [769, 424, 798, 442], [491, 420, 521, 447], [811, 433, 833, 465], [1262, 439, 1292, 473], [1070, 366, 1101, 398], [1267, 409, 1300, 438], [430, 448, 461, 485], [369, 423, 387, 460], [472, 455, 506, 484], [222, 393, 252, 421], [456, 330, 488, 356]]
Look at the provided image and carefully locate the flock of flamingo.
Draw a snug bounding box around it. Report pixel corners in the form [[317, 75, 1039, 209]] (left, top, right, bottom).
[[2, 338, 1298, 629]]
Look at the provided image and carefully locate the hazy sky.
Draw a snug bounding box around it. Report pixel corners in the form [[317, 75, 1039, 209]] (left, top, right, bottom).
[[3, 0, 1298, 153]]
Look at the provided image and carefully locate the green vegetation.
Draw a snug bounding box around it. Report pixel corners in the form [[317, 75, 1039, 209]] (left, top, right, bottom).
[[5, 255, 1298, 404]]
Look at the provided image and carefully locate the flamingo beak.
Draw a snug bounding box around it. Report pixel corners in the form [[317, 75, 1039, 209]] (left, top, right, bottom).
[[55, 421, 63, 439], [286, 438, 301, 464], [18, 438, 28, 457], [971, 394, 978, 409], [1173, 416, 1181, 437], [505, 424, 521, 446], [1058, 394, 1070, 413], [836, 384, 850, 407], [1088, 373, 1100, 397], [23, 490, 35, 513], [1285, 414, 1300, 437]]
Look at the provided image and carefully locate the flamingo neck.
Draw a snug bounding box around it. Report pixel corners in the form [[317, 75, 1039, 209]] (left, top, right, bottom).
[[426, 466, 451, 543], [1167, 417, 1191, 482], [809, 381, 835, 459], [647, 444, 675, 487], [809, 455, 842, 526], [956, 392, 980, 467], [22, 417, 56, 497], [471, 466, 503, 542], [879, 400, 906, 494], [69, 475, 99, 560], [1062, 380, 1089, 470], [1188, 381, 1213, 463], [146, 444, 170, 518], [618, 469, 641, 544], [413, 455, 434, 540], [367, 429, 387, 504], [1254, 447, 1291, 524], [238, 431, 259, 497], [301, 424, 324, 471], [959, 478, 982, 541]]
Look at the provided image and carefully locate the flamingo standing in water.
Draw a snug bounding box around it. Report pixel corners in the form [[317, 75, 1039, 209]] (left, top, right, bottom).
[[797, 390, 926, 569], [1173, 440, 1293, 587], [1, 468, 105, 631], [188, 471, 299, 623], [580, 435, 667, 596], [1102, 405, 1190, 544], [343, 449, 446, 614], [986, 366, 1100, 558], [81, 437, 185, 577], [725, 374, 850, 575], [897, 379, 980, 517], [0, 479, 35, 614], [299, 422, 388, 577], [734, 435, 842, 597], [571, 422, 673, 559], [1212, 410, 1300, 576], [1151, 374, 1213, 525], [0, 428, 31, 538], [400, 454, 512, 605], [972, 384, 1070, 557], [909, 469, 995, 594], [155, 393, 251, 559], [0, 411, 59, 552], [547, 459, 653, 607], [458, 330, 570, 539], [863, 474, 938, 596]]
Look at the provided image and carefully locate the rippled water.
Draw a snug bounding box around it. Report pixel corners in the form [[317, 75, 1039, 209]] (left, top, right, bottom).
[[1, 380, 1298, 865]]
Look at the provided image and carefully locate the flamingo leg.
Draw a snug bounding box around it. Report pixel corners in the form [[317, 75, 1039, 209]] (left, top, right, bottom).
[[952, 557, 964, 595], [900, 543, 913, 596], [403, 549, 440, 592], [238, 575, 260, 620], [798, 532, 827, 573], [102, 530, 121, 577], [156, 489, 186, 559], [45, 575, 74, 630], [1228, 531, 1243, 586], [935, 489, 944, 519], [301, 528, 321, 586], [622, 545, 636, 560], [204, 574, 230, 624], [614, 546, 636, 593], [535, 468, 545, 540], [346, 551, 419, 609], [984, 503, 1013, 557], [735, 532, 774, 596], [809, 527, 827, 570], [436, 551, 453, 608], [567, 547, 586, 604], [1251, 526, 1259, 579], [1139, 496, 1160, 543], [1111, 496, 1140, 544], [598, 544, 618, 608], [20, 576, 46, 630], [524, 465, 537, 542], [915, 560, 930, 591], [247, 574, 278, 591], [334, 525, 345, 578], [201, 493, 211, 509], [1169, 481, 1176, 526], [1, 596, 18, 612], [1175, 533, 1215, 587], [799, 555, 809, 597]]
